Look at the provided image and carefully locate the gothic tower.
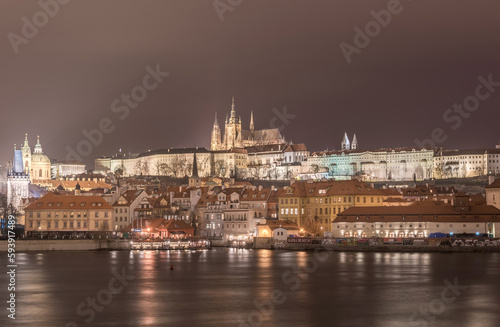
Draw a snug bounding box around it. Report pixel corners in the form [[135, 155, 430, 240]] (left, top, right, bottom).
[[7, 147, 30, 210], [210, 112, 222, 151], [341, 132, 350, 150], [223, 97, 242, 149], [351, 134, 358, 150], [249, 110, 255, 137]]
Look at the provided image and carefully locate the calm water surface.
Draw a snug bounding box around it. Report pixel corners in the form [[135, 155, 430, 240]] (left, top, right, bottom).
[[1, 249, 499, 327]]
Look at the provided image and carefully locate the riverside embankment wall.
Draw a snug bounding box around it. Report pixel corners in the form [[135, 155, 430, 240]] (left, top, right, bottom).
[[0, 239, 131, 252]]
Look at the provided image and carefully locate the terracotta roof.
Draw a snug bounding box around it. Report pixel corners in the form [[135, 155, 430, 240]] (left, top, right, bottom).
[[112, 189, 147, 206], [486, 178, 500, 189], [195, 194, 218, 208], [277, 180, 383, 197], [240, 188, 271, 201], [378, 188, 402, 196], [336, 203, 500, 222], [259, 219, 299, 231], [284, 143, 308, 152], [25, 192, 113, 210]]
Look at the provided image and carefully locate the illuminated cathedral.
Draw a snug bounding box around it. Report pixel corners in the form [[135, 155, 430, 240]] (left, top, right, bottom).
[[210, 98, 285, 151]]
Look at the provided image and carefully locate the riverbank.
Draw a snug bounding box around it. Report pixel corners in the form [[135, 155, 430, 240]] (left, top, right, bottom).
[[2, 239, 500, 252], [0, 239, 130, 252]]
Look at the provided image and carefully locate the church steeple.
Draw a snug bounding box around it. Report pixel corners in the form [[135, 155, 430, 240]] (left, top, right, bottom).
[[351, 134, 358, 150], [229, 97, 237, 123], [211, 112, 222, 151], [341, 132, 350, 150], [250, 110, 254, 133], [189, 149, 201, 188], [34, 135, 43, 154], [192, 150, 199, 178], [214, 112, 219, 127]]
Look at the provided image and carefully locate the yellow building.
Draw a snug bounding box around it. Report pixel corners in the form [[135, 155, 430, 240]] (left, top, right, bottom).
[[276, 179, 384, 233], [24, 192, 113, 236]]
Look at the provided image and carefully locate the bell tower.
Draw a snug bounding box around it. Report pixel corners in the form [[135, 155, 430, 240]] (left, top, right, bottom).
[[211, 112, 222, 151], [21, 133, 31, 175], [224, 97, 242, 149]]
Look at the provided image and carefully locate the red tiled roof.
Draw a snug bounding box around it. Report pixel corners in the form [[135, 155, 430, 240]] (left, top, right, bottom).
[[259, 219, 299, 231], [277, 180, 383, 197], [25, 192, 113, 210]]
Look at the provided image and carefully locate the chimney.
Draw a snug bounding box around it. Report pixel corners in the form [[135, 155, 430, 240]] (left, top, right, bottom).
[[489, 175, 496, 185], [271, 185, 275, 191], [290, 178, 296, 185], [252, 185, 256, 191], [258, 185, 263, 191]]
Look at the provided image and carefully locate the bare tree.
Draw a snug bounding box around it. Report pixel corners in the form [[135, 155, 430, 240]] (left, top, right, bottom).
[[214, 160, 226, 177], [302, 212, 322, 237]]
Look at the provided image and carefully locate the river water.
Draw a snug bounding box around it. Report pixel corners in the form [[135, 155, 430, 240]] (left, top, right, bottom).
[[1, 249, 499, 327]]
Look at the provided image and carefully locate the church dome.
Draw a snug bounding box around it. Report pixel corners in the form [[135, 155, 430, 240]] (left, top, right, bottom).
[[31, 152, 50, 163]]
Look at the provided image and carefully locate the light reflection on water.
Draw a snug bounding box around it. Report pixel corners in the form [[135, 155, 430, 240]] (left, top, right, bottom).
[[0, 250, 499, 327]]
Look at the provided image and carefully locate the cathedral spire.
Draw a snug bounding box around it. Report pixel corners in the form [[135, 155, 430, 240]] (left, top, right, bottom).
[[214, 112, 219, 126], [229, 97, 237, 122], [250, 110, 254, 133]]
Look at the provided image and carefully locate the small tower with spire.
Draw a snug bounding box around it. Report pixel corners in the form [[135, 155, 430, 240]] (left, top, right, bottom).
[[351, 134, 358, 150], [21, 133, 31, 175], [34, 135, 43, 154], [341, 132, 351, 150], [211, 112, 222, 151], [189, 149, 201, 188], [249, 110, 255, 135]]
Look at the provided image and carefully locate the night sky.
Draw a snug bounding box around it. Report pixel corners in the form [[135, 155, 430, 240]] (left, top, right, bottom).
[[1, 0, 499, 167]]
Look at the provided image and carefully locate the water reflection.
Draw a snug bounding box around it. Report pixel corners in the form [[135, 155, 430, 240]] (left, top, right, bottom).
[[1, 250, 499, 326]]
